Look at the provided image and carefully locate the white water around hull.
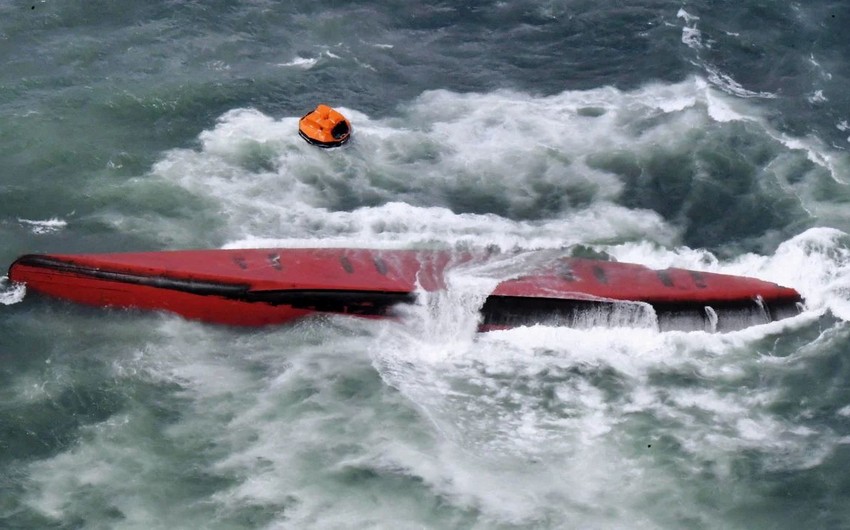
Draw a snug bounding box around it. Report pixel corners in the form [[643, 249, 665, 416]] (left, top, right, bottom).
[[0, 276, 25, 305], [364, 296, 827, 528]]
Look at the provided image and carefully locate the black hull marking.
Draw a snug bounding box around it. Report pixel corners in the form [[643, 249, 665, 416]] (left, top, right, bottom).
[[13, 255, 251, 297], [242, 290, 416, 315], [656, 271, 674, 287]]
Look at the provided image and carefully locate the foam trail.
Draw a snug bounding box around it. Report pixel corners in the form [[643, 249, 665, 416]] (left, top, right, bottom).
[[277, 56, 317, 69], [676, 8, 776, 99], [17, 217, 67, 234]]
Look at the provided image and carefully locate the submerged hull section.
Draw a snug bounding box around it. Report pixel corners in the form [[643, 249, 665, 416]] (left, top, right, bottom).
[[8, 248, 804, 332]]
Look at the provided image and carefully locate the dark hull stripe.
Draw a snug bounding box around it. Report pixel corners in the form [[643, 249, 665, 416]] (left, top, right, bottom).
[[14, 254, 251, 297]]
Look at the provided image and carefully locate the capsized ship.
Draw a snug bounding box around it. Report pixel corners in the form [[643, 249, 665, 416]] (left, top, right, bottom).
[[7, 248, 804, 332]]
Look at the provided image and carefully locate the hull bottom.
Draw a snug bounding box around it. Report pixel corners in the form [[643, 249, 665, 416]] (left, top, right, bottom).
[[7, 249, 805, 332]]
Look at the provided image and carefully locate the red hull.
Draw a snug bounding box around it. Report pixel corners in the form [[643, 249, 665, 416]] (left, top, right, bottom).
[[8, 248, 803, 331]]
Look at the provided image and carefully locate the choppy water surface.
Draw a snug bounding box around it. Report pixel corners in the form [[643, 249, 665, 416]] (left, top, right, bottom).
[[2, 1, 850, 528]]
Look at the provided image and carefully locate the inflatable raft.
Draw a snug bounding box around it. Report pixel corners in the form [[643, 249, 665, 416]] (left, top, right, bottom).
[[7, 248, 803, 332], [298, 104, 351, 148]]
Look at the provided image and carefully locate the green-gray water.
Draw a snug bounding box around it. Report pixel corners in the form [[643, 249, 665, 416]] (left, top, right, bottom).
[[3, 2, 850, 528]]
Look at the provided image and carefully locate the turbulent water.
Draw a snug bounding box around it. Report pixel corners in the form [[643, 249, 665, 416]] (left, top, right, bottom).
[[3, 1, 850, 528]]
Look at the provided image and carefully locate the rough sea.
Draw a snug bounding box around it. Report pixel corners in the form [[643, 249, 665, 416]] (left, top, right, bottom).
[[2, 1, 850, 528]]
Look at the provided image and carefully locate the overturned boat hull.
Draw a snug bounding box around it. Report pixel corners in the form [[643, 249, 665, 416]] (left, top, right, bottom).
[[7, 248, 804, 332]]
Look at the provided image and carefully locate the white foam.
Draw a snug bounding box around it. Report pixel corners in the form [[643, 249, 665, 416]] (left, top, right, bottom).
[[603, 227, 850, 324], [153, 91, 701, 247], [677, 8, 777, 100], [704, 65, 777, 99], [277, 56, 317, 69], [702, 82, 752, 122], [772, 132, 845, 183], [17, 217, 67, 234], [0, 276, 26, 305], [681, 26, 703, 50], [150, 78, 797, 249], [808, 90, 827, 103], [676, 8, 700, 24], [677, 9, 703, 50], [358, 290, 841, 526]]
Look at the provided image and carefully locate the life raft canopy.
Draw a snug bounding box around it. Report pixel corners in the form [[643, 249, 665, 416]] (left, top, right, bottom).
[[298, 104, 351, 148]]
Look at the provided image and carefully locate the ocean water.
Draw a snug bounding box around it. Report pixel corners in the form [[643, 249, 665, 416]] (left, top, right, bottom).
[[2, 1, 850, 528]]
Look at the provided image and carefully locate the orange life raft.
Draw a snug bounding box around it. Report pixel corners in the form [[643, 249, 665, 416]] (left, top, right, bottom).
[[298, 104, 351, 147]]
